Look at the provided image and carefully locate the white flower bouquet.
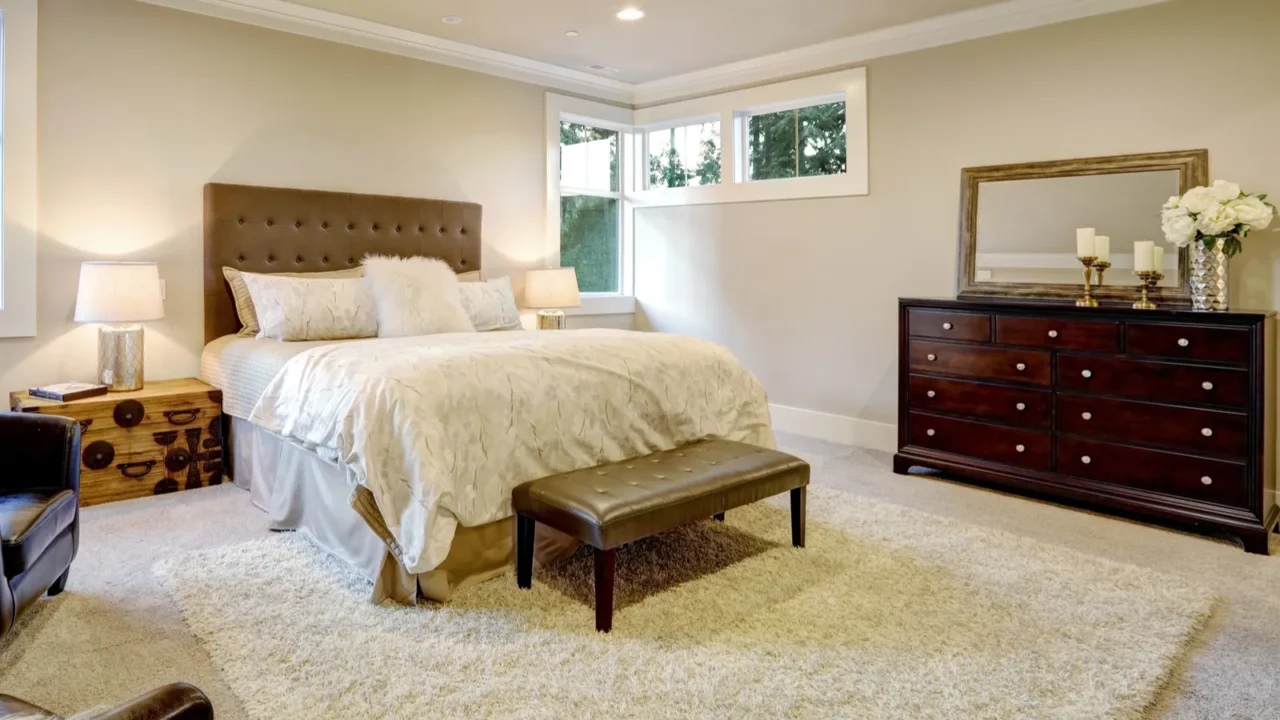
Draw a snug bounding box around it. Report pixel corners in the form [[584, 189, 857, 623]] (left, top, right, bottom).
[[1162, 180, 1276, 257]]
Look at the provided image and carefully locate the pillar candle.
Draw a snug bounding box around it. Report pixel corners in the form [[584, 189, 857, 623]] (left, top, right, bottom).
[[1134, 241, 1155, 272], [1094, 236, 1111, 263], [1153, 245, 1165, 272], [1076, 228, 1097, 258]]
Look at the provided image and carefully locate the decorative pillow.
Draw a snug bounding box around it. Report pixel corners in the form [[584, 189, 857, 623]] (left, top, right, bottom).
[[458, 271, 482, 283], [458, 276, 522, 332], [224, 266, 363, 337], [239, 274, 378, 341], [361, 255, 475, 337]]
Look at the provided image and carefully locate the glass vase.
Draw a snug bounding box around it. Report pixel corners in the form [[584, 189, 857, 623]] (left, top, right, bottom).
[[1189, 241, 1229, 311]]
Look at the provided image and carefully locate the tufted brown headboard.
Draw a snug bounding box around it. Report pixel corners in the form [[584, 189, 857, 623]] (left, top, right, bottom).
[[203, 183, 482, 343]]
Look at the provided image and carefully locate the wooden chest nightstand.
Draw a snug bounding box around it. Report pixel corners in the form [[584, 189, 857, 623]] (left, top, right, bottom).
[[10, 378, 225, 506]]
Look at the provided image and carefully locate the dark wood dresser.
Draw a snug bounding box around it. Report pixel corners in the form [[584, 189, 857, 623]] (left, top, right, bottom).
[[895, 298, 1277, 552]]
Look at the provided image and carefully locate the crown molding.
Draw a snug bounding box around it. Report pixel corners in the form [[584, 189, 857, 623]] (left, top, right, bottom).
[[136, 0, 635, 103], [631, 0, 1170, 106], [139, 0, 1169, 108]]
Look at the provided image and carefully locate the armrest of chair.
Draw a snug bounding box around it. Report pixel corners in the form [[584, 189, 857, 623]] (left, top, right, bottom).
[[92, 683, 214, 720], [0, 412, 81, 495]]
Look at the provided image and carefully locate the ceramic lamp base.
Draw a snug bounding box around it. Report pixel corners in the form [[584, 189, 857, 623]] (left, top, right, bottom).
[[98, 324, 145, 391], [536, 309, 566, 330]]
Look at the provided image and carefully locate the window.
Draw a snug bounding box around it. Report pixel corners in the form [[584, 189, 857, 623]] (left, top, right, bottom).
[[647, 121, 721, 189], [0, 0, 37, 338], [559, 122, 621, 293], [747, 101, 846, 181]]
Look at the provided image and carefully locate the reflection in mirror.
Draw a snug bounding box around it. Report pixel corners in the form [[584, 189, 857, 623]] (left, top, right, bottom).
[[975, 171, 1180, 288]]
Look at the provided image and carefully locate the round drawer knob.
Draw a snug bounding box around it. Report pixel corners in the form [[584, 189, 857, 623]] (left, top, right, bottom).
[[1015, 444, 1026, 453], [1201, 476, 1213, 485], [1016, 402, 1026, 411], [1016, 363, 1027, 371], [1082, 412, 1092, 420], [1081, 455, 1092, 464], [926, 390, 936, 398], [1202, 428, 1213, 437], [1081, 370, 1093, 378], [942, 322, 953, 330], [1047, 330, 1059, 338], [926, 429, 936, 437], [1202, 381, 1214, 391], [927, 354, 937, 361], [1178, 338, 1190, 347]]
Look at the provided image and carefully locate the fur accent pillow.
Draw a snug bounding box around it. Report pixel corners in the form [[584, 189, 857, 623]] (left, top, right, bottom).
[[224, 266, 363, 337], [362, 255, 475, 337], [458, 276, 522, 331], [239, 273, 378, 341]]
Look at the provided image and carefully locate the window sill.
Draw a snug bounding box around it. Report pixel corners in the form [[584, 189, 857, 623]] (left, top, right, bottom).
[[631, 172, 867, 208]]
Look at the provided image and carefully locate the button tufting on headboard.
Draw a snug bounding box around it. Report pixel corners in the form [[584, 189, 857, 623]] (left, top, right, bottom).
[[203, 182, 482, 344]]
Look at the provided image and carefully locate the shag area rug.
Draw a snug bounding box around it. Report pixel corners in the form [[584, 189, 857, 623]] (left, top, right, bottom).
[[156, 486, 1214, 719]]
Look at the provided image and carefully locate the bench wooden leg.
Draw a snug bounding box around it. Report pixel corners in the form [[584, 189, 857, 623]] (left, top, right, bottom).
[[516, 514, 535, 589], [594, 547, 616, 633], [791, 487, 806, 548], [712, 512, 725, 522]]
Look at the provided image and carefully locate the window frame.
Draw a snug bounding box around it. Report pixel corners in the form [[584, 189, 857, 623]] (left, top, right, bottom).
[[0, 0, 36, 338], [640, 114, 723, 191]]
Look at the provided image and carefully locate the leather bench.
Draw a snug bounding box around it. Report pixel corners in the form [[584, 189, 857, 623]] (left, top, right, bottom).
[[512, 439, 809, 632]]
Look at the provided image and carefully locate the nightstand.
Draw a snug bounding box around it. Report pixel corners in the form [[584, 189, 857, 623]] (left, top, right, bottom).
[[10, 378, 225, 506]]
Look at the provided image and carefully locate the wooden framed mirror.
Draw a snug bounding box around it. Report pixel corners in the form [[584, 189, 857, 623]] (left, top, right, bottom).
[[957, 149, 1208, 305]]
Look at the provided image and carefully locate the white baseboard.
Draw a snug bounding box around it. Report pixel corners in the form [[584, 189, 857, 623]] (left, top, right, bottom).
[[769, 404, 898, 453]]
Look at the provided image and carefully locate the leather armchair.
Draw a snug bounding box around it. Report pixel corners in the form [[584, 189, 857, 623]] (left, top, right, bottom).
[[0, 682, 213, 719], [0, 412, 81, 639]]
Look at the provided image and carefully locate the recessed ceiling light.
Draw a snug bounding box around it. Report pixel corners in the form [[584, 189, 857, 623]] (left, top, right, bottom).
[[616, 8, 644, 20], [441, 15, 462, 24], [565, 30, 580, 37]]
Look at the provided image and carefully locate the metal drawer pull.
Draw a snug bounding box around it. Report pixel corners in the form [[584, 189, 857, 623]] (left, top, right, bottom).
[[1016, 363, 1027, 371], [1201, 476, 1213, 485], [1015, 403, 1026, 411], [1202, 381, 1214, 391], [1082, 412, 1092, 420], [1081, 370, 1092, 378], [926, 390, 936, 398], [927, 354, 937, 361], [1081, 455, 1092, 464], [942, 322, 953, 330], [1202, 428, 1213, 437], [926, 429, 936, 437], [164, 409, 201, 426], [1178, 338, 1190, 347], [1015, 444, 1026, 453], [118, 460, 156, 479], [1047, 330, 1058, 338]]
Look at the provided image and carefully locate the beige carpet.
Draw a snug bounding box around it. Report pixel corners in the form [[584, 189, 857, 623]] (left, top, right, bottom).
[[152, 487, 1212, 719]]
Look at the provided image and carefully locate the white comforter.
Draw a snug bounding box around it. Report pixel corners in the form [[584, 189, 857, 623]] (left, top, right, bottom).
[[249, 329, 774, 573]]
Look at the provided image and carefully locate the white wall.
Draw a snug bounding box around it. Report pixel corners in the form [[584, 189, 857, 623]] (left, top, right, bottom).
[[0, 0, 553, 394], [635, 0, 1280, 444]]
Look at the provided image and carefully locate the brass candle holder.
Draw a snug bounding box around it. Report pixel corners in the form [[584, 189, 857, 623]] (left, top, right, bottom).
[[1076, 256, 1099, 308], [1133, 270, 1164, 310], [1091, 260, 1111, 287]]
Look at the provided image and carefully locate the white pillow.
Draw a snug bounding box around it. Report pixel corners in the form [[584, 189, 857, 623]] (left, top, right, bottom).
[[223, 266, 364, 337], [458, 277, 522, 332], [239, 273, 378, 341], [362, 255, 475, 337]]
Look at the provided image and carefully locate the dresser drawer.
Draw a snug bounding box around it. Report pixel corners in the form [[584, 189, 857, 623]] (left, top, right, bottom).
[[1126, 323, 1251, 365], [908, 309, 991, 342], [1057, 394, 1248, 457], [909, 340, 1050, 386], [996, 316, 1119, 352], [1057, 437, 1246, 508], [908, 375, 1050, 428], [1057, 354, 1249, 408], [909, 412, 1050, 470]]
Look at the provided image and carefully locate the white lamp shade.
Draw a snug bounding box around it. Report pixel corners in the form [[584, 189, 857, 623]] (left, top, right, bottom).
[[525, 267, 581, 309], [74, 262, 165, 323]]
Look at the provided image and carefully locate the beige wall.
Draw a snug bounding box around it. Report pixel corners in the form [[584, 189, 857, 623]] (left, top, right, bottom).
[[0, 0, 550, 394], [635, 0, 1280, 431]]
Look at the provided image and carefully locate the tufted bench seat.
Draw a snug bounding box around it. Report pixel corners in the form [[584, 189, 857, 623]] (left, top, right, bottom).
[[512, 438, 809, 632]]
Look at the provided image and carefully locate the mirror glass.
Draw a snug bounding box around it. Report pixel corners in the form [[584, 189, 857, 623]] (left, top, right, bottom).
[[974, 170, 1180, 287]]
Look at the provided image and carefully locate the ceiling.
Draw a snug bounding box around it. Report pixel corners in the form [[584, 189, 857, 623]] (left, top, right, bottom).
[[283, 0, 1009, 83]]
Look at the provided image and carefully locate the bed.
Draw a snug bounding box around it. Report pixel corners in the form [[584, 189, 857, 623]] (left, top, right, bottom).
[[200, 183, 774, 603]]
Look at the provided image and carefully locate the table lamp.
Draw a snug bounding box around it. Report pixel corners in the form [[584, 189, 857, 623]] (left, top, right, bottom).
[[74, 261, 165, 391], [524, 267, 580, 330]]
